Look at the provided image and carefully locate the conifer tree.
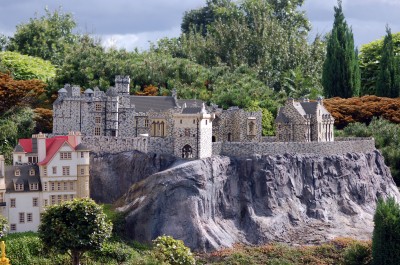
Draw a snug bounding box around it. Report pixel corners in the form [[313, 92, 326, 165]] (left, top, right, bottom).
[[322, 0, 360, 98], [376, 26, 400, 98]]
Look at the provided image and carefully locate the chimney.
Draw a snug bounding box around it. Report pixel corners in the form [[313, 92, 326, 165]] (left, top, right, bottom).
[[317, 96, 323, 105], [36, 132, 47, 163], [75, 131, 82, 145], [68, 131, 76, 147]]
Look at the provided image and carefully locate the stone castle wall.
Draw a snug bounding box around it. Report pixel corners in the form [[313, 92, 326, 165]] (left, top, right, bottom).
[[213, 138, 375, 157], [82, 136, 147, 153]]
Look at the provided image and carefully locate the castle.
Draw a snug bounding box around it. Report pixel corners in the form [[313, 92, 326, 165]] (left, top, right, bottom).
[[52, 76, 375, 158]]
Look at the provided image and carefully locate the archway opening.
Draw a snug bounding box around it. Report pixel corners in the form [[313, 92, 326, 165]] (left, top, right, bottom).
[[182, 144, 193, 159]]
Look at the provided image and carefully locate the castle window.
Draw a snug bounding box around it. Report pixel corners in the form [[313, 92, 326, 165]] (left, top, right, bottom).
[[145, 119, 149, 127], [60, 152, 72, 160], [94, 127, 101, 136], [15, 183, 24, 191], [44, 199, 48, 207], [64, 182, 68, 191], [10, 198, 16, 208], [18, 156, 22, 162], [80, 168, 85, 175], [95, 116, 101, 124], [205, 120, 208, 125], [70, 182, 74, 191], [51, 182, 55, 191], [62, 166, 70, 176], [111, 130, 117, 137], [10, 224, 16, 231], [19, 212, 25, 223], [193, 119, 195, 124], [29, 168, 35, 176], [81, 152, 84, 158], [95, 103, 102, 112], [43, 166, 47, 176], [52, 166, 57, 174], [44, 182, 48, 191], [15, 169, 20, 176], [185, 128, 190, 137], [51, 195, 56, 205], [57, 182, 61, 191], [180, 119, 182, 124], [57, 195, 62, 204], [28, 156, 38, 163]]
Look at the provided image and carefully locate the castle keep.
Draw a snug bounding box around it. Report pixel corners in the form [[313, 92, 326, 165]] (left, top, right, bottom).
[[53, 76, 375, 158]]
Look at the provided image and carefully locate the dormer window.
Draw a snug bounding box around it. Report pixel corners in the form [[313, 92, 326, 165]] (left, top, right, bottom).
[[29, 168, 35, 176], [29, 183, 39, 191], [15, 183, 24, 191], [15, 169, 20, 176], [60, 152, 72, 160]]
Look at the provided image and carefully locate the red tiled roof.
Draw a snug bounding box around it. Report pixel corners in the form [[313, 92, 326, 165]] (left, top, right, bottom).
[[18, 136, 78, 165]]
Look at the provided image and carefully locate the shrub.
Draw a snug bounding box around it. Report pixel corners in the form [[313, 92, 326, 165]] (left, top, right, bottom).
[[3, 232, 46, 265], [372, 197, 400, 265], [89, 241, 134, 265], [343, 241, 372, 265], [153, 235, 196, 265]]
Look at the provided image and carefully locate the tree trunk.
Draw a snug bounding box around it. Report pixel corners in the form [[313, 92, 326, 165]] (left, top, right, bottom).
[[71, 250, 81, 265]]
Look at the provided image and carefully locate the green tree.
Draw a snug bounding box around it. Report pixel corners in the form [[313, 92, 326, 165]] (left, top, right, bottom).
[[359, 32, 400, 95], [372, 197, 400, 265], [153, 235, 195, 265], [322, 0, 360, 98], [7, 7, 77, 66], [0, 215, 8, 238], [376, 26, 400, 98], [38, 198, 112, 265]]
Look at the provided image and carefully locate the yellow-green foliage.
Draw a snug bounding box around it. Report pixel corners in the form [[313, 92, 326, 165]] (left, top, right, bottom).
[[153, 235, 196, 265], [0, 51, 56, 81]]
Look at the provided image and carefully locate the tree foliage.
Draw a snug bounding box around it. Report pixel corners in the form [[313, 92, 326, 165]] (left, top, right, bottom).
[[7, 7, 77, 66], [375, 26, 400, 98], [359, 32, 400, 95], [0, 51, 56, 81], [38, 198, 112, 265], [372, 197, 400, 265], [322, 1, 360, 98], [153, 235, 195, 265], [0, 72, 46, 115]]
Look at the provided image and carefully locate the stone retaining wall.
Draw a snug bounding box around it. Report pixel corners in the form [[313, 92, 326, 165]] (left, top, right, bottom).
[[213, 138, 375, 157]]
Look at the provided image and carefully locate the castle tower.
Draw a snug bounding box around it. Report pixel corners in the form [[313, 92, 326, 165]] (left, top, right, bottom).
[[115, 75, 130, 95], [173, 104, 215, 159]]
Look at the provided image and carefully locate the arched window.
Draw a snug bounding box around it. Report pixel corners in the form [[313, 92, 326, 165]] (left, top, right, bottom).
[[228, 133, 232, 142], [182, 145, 193, 159]]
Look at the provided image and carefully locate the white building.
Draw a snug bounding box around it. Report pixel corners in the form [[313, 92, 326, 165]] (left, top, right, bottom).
[[1, 132, 90, 233]]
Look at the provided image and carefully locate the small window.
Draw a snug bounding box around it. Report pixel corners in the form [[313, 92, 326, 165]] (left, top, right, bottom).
[[19, 212, 25, 223], [10, 198, 16, 208], [193, 119, 195, 124], [15, 183, 24, 191], [180, 119, 182, 124], [85, 181, 89, 191], [63, 182, 68, 191], [205, 120, 208, 125], [29, 168, 35, 176], [44, 182, 48, 191], [27, 213, 33, 222], [95, 103, 102, 112], [57, 182, 61, 191], [51, 195, 56, 205], [51, 182, 55, 191], [33, 198, 38, 207], [94, 127, 101, 136], [29, 183, 39, 191], [60, 152, 72, 160], [10, 224, 16, 231], [80, 168, 85, 175], [63, 194, 68, 201], [57, 195, 62, 204], [95, 116, 101, 124], [15, 169, 20, 176], [70, 182, 74, 191], [52, 166, 57, 174], [184, 128, 190, 137], [80, 152, 84, 158], [70, 194, 74, 200], [44, 199, 48, 207], [18, 156, 22, 162], [62, 166, 70, 176], [145, 119, 149, 127], [43, 166, 47, 176]]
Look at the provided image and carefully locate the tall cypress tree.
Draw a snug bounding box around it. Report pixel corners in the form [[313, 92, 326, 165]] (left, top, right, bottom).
[[376, 26, 400, 98], [322, 0, 360, 98]]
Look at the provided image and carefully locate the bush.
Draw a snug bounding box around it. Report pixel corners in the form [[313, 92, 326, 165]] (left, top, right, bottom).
[[3, 232, 46, 265], [372, 197, 400, 265], [153, 235, 196, 265], [343, 241, 372, 265], [89, 241, 134, 264]]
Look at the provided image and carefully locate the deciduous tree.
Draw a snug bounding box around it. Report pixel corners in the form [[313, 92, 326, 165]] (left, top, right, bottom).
[[38, 198, 112, 265]]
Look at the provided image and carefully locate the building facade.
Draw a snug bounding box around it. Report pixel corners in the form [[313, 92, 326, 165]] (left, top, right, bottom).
[[275, 98, 335, 142], [1, 132, 90, 233]]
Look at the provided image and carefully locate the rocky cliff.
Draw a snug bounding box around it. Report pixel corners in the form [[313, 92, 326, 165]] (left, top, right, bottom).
[[92, 150, 400, 252]]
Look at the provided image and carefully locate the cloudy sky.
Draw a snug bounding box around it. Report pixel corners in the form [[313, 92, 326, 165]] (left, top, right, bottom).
[[1, 0, 399, 51]]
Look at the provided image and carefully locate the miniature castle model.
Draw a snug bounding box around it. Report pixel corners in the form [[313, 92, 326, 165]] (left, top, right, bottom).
[[0, 132, 90, 233], [275, 97, 335, 142], [51, 75, 375, 158], [53, 76, 262, 159]]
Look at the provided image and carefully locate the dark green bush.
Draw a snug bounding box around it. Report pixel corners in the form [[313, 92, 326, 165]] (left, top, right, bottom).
[[372, 197, 400, 265], [343, 241, 372, 265]]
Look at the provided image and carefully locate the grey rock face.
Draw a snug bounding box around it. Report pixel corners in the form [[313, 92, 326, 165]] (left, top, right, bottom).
[[90, 151, 176, 203], [113, 150, 400, 252]]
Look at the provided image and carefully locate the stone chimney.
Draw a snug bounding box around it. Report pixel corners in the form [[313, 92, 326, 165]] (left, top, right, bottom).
[[68, 131, 77, 147], [317, 96, 323, 105], [75, 132, 82, 145], [36, 132, 47, 163]]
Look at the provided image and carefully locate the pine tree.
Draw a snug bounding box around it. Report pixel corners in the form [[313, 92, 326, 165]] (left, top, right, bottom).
[[322, 0, 360, 98], [376, 26, 400, 98], [372, 197, 400, 265]]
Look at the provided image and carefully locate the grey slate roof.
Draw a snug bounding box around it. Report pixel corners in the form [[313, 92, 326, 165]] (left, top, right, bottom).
[[182, 107, 202, 114], [275, 107, 289, 123], [178, 99, 204, 108], [130, 96, 177, 112], [14, 144, 25, 152], [75, 143, 90, 151], [5, 165, 41, 192]]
